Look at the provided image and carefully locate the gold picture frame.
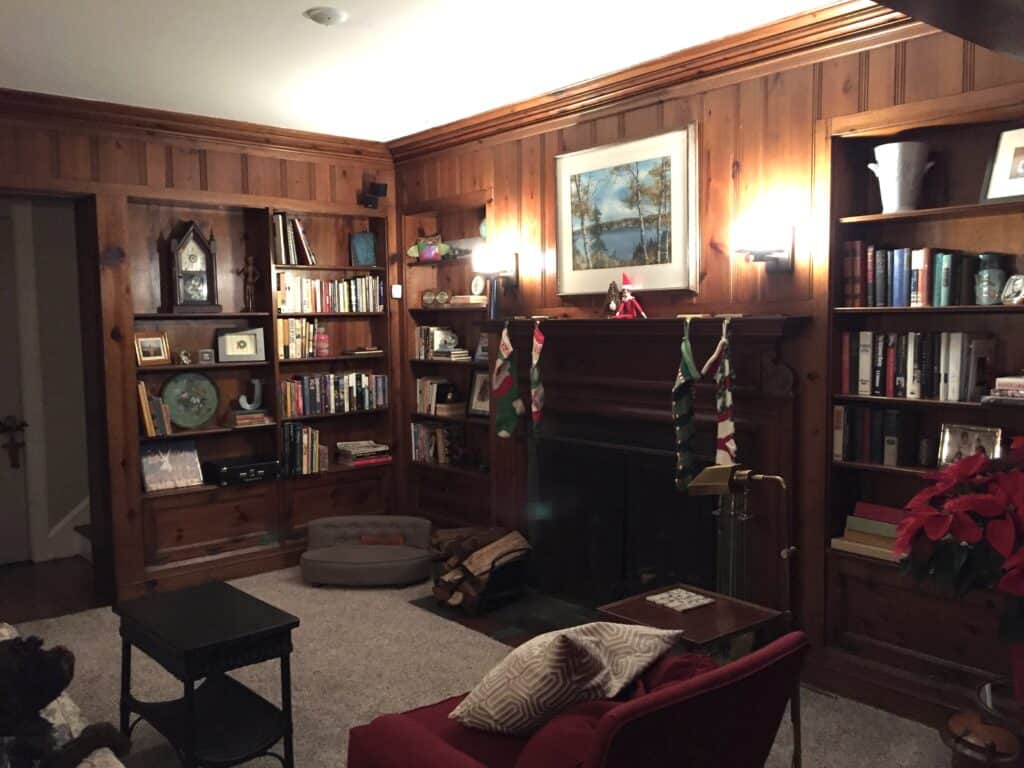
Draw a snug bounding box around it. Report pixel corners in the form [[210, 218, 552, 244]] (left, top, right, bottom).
[[134, 331, 171, 367]]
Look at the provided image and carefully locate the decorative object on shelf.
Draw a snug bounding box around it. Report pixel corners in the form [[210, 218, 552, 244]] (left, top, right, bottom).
[[161, 372, 220, 430], [140, 440, 204, 492], [530, 321, 545, 431], [468, 371, 490, 417], [470, 274, 486, 297], [421, 289, 436, 306], [938, 423, 1002, 466], [474, 335, 489, 366], [491, 325, 525, 436], [894, 440, 1024, 703], [216, 327, 266, 362], [1003, 275, 1024, 305], [984, 127, 1024, 202], [201, 456, 280, 486], [198, 348, 215, 364], [166, 221, 221, 314], [134, 330, 171, 367], [614, 273, 647, 319], [556, 127, 700, 295], [351, 231, 377, 266], [605, 280, 620, 315], [472, 243, 518, 322], [434, 289, 451, 306], [137, 381, 170, 437], [407, 234, 450, 263], [867, 141, 933, 213], [238, 379, 263, 411], [357, 180, 388, 209], [314, 324, 329, 358], [175, 349, 192, 366], [235, 252, 261, 313], [976, 253, 1008, 306]]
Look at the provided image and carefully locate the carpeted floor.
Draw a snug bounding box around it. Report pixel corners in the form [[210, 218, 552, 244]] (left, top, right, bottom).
[[17, 567, 949, 767]]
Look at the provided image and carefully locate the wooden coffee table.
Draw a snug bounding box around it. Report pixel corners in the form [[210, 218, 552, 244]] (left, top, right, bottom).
[[114, 581, 300, 768]]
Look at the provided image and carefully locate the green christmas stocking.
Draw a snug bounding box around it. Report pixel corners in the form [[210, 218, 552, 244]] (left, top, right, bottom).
[[493, 325, 525, 438]]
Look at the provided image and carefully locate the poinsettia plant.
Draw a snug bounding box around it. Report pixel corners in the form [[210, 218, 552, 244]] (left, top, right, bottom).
[[896, 436, 1024, 641]]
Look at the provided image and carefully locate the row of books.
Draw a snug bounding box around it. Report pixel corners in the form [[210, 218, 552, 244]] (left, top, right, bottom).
[[415, 377, 457, 415], [840, 241, 983, 308], [832, 405, 915, 467], [830, 501, 903, 563], [984, 375, 1024, 405], [335, 440, 392, 468], [272, 212, 318, 266], [414, 326, 462, 360], [839, 330, 994, 402], [282, 423, 327, 476], [410, 421, 465, 465], [275, 272, 384, 314], [137, 382, 173, 437], [279, 373, 388, 418]]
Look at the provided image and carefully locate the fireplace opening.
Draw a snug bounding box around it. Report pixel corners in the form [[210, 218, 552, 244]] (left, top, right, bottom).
[[525, 416, 716, 607]]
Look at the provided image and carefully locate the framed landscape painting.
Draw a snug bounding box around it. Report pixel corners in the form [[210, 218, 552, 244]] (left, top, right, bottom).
[[555, 127, 700, 295]]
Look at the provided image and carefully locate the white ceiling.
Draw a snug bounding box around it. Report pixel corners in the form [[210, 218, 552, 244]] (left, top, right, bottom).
[[0, 0, 828, 143]]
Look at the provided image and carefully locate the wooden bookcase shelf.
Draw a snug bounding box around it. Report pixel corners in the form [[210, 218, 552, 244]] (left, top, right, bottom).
[[139, 423, 277, 442], [281, 408, 388, 423], [138, 362, 272, 373], [134, 312, 271, 321], [823, 105, 1024, 719], [410, 412, 488, 427], [410, 460, 488, 480], [275, 264, 385, 274], [407, 258, 473, 268], [409, 358, 483, 368], [278, 353, 385, 364], [408, 306, 488, 319], [277, 312, 384, 319], [141, 483, 221, 500], [838, 199, 1024, 225]]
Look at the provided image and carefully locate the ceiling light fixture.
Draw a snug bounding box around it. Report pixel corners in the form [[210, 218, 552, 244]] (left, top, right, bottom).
[[303, 6, 349, 26]]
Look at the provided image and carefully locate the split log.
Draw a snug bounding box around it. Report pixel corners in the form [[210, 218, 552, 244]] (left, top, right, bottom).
[[461, 531, 531, 577]]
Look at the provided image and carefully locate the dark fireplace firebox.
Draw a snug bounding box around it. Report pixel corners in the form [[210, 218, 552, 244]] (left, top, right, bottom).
[[525, 417, 716, 607]]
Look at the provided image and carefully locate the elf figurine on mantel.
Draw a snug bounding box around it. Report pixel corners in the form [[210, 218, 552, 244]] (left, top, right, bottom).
[[614, 273, 647, 319]]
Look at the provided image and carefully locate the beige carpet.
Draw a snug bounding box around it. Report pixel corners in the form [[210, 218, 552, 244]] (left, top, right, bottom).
[[16, 567, 948, 767]]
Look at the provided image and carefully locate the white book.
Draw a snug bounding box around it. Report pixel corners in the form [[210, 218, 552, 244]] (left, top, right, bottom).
[[857, 331, 873, 396], [832, 405, 846, 461], [967, 337, 996, 401], [910, 248, 926, 307], [938, 332, 951, 401], [906, 332, 921, 399], [946, 332, 966, 402]]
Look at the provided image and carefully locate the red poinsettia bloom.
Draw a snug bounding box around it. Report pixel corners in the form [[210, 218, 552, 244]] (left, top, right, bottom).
[[923, 452, 992, 484]]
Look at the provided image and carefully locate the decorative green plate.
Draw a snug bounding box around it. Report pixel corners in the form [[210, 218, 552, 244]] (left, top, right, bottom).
[[162, 372, 219, 430]]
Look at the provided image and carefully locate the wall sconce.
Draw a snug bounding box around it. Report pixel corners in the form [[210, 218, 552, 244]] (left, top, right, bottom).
[[472, 243, 518, 321], [734, 227, 795, 273]]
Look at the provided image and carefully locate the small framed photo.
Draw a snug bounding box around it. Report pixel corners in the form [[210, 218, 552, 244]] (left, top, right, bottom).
[[938, 423, 1002, 466], [175, 349, 193, 366], [134, 331, 171, 367], [1003, 274, 1024, 305], [468, 371, 490, 416], [983, 128, 1024, 201], [198, 348, 216, 364], [216, 327, 266, 362], [474, 335, 490, 365]]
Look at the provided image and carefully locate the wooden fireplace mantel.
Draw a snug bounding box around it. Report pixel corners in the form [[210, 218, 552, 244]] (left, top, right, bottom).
[[479, 314, 810, 339]]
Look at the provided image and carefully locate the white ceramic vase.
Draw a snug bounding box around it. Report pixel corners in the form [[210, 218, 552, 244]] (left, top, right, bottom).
[[868, 141, 933, 213]]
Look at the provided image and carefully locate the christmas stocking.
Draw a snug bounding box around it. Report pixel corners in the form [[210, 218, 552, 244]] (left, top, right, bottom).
[[702, 335, 738, 465], [493, 325, 525, 438], [530, 321, 545, 431], [672, 331, 702, 491]]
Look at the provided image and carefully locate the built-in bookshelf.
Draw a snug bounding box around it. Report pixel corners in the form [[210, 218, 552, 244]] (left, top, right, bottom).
[[824, 108, 1024, 714], [129, 200, 395, 573], [399, 191, 494, 527]]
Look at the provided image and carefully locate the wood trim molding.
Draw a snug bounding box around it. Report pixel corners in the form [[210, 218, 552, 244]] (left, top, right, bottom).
[[387, 1, 915, 161], [0, 88, 392, 165]]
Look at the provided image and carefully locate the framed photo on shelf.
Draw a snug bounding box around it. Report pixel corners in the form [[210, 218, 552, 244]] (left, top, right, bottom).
[[938, 423, 1002, 466], [555, 127, 700, 296], [473, 335, 489, 365], [468, 371, 490, 416], [198, 348, 216, 364], [134, 331, 171, 367], [140, 440, 204, 492], [216, 327, 266, 362], [983, 127, 1024, 202]]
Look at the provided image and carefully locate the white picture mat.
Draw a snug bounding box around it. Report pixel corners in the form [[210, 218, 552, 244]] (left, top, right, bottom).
[[986, 127, 1024, 200], [555, 127, 700, 295]]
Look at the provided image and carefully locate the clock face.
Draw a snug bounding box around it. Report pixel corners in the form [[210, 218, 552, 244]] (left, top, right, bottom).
[[178, 240, 207, 272], [470, 275, 486, 296], [421, 290, 436, 306], [181, 273, 208, 302], [435, 289, 451, 305]]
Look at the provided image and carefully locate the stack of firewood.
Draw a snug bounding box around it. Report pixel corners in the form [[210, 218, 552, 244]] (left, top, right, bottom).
[[431, 527, 531, 612]]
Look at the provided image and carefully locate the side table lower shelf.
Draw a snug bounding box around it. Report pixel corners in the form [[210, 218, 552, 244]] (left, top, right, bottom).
[[128, 675, 284, 765]]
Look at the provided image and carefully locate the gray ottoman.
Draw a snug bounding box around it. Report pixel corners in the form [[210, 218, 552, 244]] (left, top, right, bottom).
[[300, 515, 433, 587]]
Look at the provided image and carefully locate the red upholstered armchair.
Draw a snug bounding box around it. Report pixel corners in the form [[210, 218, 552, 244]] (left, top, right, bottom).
[[348, 631, 809, 768]]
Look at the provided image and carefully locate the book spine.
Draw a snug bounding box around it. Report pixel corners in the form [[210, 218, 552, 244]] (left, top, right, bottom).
[[865, 245, 876, 307], [870, 409, 884, 464], [882, 409, 901, 466], [919, 247, 932, 307], [857, 331, 873, 396], [840, 332, 851, 395], [886, 249, 894, 306], [871, 332, 886, 396], [832, 405, 846, 461], [875, 248, 889, 307], [917, 332, 932, 398], [853, 501, 905, 525], [852, 240, 865, 307], [910, 248, 924, 307], [938, 331, 951, 401], [939, 253, 952, 307], [885, 333, 897, 397], [947, 331, 965, 402], [906, 332, 921, 399], [894, 333, 907, 398], [892, 247, 909, 307]]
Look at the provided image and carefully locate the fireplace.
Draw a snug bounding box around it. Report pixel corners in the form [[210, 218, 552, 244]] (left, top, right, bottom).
[[526, 416, 716, 606]]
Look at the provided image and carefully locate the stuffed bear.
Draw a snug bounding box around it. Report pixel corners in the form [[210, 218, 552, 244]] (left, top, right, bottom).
[[0, 635, 130, 768]]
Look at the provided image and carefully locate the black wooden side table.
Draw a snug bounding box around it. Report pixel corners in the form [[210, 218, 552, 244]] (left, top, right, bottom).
[[114, 581, 300, 767]]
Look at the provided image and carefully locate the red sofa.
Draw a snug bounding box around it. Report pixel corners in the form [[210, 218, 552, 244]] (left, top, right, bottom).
[[348, 631, 809, 768]]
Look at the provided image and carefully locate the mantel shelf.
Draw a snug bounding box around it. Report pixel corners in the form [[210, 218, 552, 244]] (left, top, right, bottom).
[[479, 315, 810, 339]]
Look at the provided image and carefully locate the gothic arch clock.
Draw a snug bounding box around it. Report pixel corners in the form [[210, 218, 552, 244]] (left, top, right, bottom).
[[167, 221, 221, 314]]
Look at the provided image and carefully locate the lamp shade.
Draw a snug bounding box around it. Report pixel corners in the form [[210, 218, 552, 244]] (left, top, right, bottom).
[[472, 242, 514, 276]]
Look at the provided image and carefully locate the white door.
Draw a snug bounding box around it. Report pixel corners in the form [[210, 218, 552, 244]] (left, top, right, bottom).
[[0, 212, 31, 564]]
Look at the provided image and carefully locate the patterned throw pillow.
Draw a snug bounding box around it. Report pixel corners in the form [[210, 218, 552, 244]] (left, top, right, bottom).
[[449, 622, 683, 736]]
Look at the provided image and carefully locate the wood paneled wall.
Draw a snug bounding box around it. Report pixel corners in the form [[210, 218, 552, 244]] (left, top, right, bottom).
[[392, 29, 1024, 646]]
